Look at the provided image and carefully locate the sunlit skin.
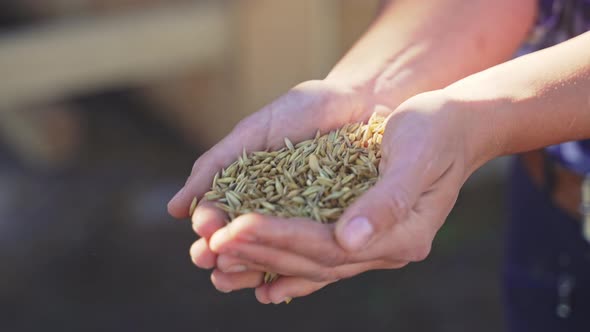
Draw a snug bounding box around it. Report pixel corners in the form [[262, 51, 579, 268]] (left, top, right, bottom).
[[169, 0, 590, 304]]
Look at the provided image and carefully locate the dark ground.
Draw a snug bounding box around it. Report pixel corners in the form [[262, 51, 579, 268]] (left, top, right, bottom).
[[0, 90, 509, 332]]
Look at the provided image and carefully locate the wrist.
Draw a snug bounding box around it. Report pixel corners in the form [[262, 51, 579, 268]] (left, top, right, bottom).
[[442, 81, 518, 172], [324, 43, 436, 115]]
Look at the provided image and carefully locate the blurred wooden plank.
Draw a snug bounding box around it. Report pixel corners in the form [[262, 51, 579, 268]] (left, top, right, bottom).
[[339, 0, 380, 51], [232, 0, 378, 117], [142, 68, 235, 148], [0, 2, 230, 109], [145, 1, 344, 149], [233, 0, 342, 116], [147, 0, 379, 149], [308, 0, 341, 78], [0, 106, 82, 169]]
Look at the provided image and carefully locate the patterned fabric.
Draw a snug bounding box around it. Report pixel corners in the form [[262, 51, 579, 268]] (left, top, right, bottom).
[[505, 159, 590, 331], [503, 4, 590, 330], [522, 0, 590, 175], [534, 0, 590, 46]]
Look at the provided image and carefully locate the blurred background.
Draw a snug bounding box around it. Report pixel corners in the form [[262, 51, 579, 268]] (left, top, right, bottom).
[[0, 1, 509, 331]]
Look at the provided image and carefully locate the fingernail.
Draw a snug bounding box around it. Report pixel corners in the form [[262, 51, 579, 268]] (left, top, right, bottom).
[[284, 297, 292, 304], [219, 288, 232, 294], [225, 264, 247, 273], [341, 217, 373, 250]]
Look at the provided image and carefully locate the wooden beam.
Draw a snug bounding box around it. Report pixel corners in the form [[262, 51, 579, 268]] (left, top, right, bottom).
[[0, 3, 230, 109], [233, 0, 343, 116]]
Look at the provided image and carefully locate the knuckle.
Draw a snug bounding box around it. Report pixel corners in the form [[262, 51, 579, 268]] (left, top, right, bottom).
[[410, 226, 435, 262], [409, 240, 432, 262], [384, 189, 412, 222], [190, 154, 206, 176], [385, 229, 433, 263], [234, 114, 258, 132]]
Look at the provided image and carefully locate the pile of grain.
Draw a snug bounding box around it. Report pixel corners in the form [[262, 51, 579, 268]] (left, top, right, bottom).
[[190, 114, 386, 283]]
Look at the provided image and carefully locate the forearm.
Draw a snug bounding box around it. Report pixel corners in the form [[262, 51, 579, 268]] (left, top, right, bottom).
[[325, 0, 537, 110], [446, 31, 590, 168]]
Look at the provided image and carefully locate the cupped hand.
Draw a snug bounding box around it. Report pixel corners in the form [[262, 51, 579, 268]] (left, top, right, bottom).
[[205, 90, 482, 304], [168, 80, 384, 293]]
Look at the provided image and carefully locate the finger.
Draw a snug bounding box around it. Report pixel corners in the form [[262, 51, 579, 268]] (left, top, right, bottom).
[[215, 239, 404, 282], [189, 200, 228, 270], [254, 258, 403, 304], [335, 173, 452, 263], [167, 81, 360, 218], [213, 241, 327, 282], [334, 112, 440, 252], [167, 137, 256, 219], [190, 239, 216, 269], [412, 161, 462, 230], [217, 254, 267, 273], [211, 269, 264, 293], [255, 277, 332, 304], [209, 213, 351, 267], [192, 200, 228, 238]]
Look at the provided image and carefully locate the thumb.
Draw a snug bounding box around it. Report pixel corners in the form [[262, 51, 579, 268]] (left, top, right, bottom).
[[335, 167, 424, 252]]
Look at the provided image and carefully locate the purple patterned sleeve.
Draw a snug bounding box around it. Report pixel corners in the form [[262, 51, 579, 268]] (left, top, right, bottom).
[[527, 0, 590, 49]]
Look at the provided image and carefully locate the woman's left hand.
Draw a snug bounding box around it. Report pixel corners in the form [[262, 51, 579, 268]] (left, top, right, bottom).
[[207, 91, 487, 304]]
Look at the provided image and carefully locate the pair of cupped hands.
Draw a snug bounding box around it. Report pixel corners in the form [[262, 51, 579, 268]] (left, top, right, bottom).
[[168, 80, 481, 304]]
